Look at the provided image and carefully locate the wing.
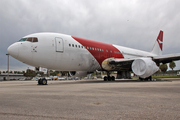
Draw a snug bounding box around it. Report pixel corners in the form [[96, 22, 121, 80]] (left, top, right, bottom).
[[102, 53, 180, 71]]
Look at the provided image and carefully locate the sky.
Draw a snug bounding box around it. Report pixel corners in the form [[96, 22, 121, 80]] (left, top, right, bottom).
[[1, 0, 180, 71]]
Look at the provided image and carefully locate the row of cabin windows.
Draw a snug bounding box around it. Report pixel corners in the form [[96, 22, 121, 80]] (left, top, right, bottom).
[[86, 46, 104, 52], [69, 44, 83, 48], [69, 43, 121, 54]]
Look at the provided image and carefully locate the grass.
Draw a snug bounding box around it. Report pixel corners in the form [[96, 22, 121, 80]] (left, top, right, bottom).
[[132, 76, 180, 79], [152, 76, 180, 79]]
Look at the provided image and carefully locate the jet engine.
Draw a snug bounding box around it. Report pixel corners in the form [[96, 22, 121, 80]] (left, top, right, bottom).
[[69, 71, 88, 77], [132, 58, 159, 78]]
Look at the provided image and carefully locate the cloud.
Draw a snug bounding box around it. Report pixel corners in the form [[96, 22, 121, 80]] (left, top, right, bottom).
[[1, 0, 180, 71]]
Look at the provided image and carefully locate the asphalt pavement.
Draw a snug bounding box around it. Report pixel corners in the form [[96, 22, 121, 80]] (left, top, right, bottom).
[[0, 79, 180, 120]]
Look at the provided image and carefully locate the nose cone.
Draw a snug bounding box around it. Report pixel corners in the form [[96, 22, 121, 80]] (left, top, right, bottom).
[[7, 42, 19, 59]]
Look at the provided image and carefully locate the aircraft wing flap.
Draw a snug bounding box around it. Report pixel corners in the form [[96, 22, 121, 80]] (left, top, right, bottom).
[[153, 53, 180, 64]]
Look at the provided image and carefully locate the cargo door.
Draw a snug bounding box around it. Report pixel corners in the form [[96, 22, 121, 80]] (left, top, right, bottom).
[[55, 37, 64, 52]]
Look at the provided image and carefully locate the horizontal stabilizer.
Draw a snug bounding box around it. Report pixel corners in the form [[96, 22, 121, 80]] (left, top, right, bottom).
[[153, 53, 180, 64]]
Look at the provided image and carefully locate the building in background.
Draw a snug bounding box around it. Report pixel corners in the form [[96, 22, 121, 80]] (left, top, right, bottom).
[[0, 73, 24, 80]]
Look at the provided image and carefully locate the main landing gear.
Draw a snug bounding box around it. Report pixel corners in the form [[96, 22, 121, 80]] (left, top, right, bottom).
[[104, 71, 115, 81], [139, 76, 152, 81], [38, 78, 47, 85]]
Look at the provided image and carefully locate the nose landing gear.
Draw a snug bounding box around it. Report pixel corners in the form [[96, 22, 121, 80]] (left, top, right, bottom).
[[38, 78, 47, 85]]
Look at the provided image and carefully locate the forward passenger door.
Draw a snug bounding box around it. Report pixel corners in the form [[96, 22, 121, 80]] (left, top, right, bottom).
[[55, 37, 64, 52]]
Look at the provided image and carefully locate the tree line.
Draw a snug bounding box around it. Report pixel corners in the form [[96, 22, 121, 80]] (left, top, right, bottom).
[[159, 61, 176, 73]]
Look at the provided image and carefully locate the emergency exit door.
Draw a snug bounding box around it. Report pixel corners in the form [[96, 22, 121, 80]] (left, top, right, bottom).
[[55, 37, 64, 52]]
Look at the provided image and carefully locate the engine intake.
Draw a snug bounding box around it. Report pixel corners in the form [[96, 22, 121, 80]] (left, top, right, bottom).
[[132, 58, 159, 78], [69, 71, 88, 77]]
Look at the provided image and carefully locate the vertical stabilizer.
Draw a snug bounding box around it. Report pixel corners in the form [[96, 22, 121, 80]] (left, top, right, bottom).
[[151, 30, 163, 56]]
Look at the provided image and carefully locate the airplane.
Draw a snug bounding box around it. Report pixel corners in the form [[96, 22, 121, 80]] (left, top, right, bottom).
[[7, 30, 180, 85]]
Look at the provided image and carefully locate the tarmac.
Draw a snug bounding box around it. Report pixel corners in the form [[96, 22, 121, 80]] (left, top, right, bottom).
[[0, 79, 180, 120]]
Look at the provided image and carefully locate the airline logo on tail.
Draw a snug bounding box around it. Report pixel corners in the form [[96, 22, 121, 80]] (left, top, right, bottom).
[[151, 30, 163, 56], [158, 39, 163, 44], [157, 31, 163, 51]]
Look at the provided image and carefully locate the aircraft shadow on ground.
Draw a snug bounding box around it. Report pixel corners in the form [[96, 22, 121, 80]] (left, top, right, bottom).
[[48, 79, 168, 85]]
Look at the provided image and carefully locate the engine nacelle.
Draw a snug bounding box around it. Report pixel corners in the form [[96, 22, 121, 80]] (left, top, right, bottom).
[[132, 58, 159, 78], [69, 71, 88, 77]]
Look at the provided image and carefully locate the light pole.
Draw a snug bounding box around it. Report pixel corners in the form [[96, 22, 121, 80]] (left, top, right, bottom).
[[6, 54, 9, 81]]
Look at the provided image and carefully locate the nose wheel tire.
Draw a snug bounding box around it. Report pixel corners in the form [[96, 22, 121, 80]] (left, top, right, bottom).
[[38, 78, 47, 85]]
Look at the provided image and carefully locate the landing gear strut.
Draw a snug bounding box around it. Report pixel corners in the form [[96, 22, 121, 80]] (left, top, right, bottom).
[[38, 78, 47, 85], [104, 71, 115, 81]]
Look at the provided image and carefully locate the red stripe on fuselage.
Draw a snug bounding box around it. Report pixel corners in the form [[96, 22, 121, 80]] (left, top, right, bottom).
[[72, 36, 124, 67]]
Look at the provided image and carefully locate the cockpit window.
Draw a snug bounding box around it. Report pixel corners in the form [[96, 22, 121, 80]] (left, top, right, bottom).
[[19, 38, 27, 41], [33, 38, 38, 42], [27, 38, 33, 42], [19, 37, 38, 42]]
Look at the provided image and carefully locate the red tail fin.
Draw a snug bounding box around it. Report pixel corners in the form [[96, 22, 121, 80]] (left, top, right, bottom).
[[157, 30, 163, 51], [151, 30, 163, 56]]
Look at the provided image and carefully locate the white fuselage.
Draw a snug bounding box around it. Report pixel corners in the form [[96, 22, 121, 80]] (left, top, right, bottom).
[[8, 33, 157, 72]]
